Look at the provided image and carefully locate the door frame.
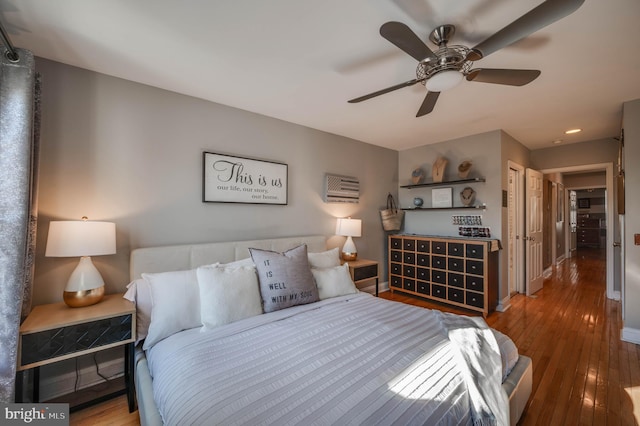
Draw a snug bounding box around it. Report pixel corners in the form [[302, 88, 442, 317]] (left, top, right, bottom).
[[507, 161, 525, 294], [540, 162, 617, 300]]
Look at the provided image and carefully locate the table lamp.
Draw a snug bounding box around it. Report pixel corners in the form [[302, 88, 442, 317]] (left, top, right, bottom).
[[45, 217, 116, 308], [336, 217, 362, 261]]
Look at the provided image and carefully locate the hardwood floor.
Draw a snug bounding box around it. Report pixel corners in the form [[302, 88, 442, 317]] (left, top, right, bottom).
[[71, 248, 639, 425]]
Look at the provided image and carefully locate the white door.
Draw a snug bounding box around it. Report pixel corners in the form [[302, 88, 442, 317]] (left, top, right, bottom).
[[526, 168, 544, 296]]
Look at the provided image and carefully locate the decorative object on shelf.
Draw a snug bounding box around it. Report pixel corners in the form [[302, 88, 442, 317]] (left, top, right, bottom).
[[380, 193, 404, 231], [45, 217, 116, 308], [452, 215, 483, 226], [413, 197, 424, 208], [459, 227, 491, 238], [411, 167, 425, 185], [324, 173, 360, 203], [432, 187, 453, 208], [460, 187, 476, 206], [432, 157, 448, 183], [336, 217, 362, 261], [203, 151, 288, 205], [457, 160, 473, 179]]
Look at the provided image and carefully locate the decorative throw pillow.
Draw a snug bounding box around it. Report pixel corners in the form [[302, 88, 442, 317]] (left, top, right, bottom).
[[123, 278, 152, 344], [249, 244, 319, 313], [142, 269, 201, 350], [197, 264, 263, 330], [311, 263, 358, 300], [308, 247, 341, 269]]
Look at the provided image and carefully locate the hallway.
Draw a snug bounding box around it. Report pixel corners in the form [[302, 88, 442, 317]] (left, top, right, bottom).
[[383, 248, 640, 425]]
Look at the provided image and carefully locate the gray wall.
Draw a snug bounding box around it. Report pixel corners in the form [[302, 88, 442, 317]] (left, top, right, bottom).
[[33, 58, 398, 306], [622, 99, 640, 341]]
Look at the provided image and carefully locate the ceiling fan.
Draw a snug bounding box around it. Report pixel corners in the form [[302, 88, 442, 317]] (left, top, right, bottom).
[[348, 0, 584, 117]]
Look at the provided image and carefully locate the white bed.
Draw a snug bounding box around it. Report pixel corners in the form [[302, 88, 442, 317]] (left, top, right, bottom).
[[126, 235, 532, 426]]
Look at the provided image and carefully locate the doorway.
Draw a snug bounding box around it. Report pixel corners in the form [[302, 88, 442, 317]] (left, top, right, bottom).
[[540, 163, 618, 301]]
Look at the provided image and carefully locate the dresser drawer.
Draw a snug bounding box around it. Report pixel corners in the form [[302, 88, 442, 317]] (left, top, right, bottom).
[[466, 244, 484, 259], [417, 240, 430, 253], [403, 239, 416, 251], [390, 275, 402, 289], [448, 272, 464, 288], [391, 262, 402, 275], [416, 253, 430, 267], [432, 241, 447, 254], [466, 275, 484, 292], [432, 284, 446, 299], [432, 256, 446, 270], [403, 252, 416, 264], [417, 267, 430, 281], [417, 281, 430, 296], [448, 242, 464, 257], [403, 265, 415, 278], [431, 269, 446, 284], [466, 292, 484, 309], [403, 278, 416, 292], [448, 287, 464, 304], [390, 250, 402, 262], [448, 257, 464, 272], [391, 238, 402, 250], [466, 260, 484, 276], [353, 264, 378, 281], [21, 314, 132, 367]]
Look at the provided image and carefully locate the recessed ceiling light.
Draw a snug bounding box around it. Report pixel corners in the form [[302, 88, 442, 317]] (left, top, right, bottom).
[[553, 139, 563, 144], [565, 128, 582, 134]]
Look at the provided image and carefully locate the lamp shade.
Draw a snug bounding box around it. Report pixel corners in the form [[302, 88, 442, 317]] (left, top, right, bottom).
[[45, 221, 116, 257], [335, 218, 362, 237]]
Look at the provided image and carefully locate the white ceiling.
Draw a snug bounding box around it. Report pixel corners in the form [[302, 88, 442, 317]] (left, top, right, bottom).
[[2, 0, 639, 151]]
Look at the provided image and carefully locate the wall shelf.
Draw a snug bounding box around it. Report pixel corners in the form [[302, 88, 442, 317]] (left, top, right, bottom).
[[402, 205, 486, 211], [400, 177, 485, 189]]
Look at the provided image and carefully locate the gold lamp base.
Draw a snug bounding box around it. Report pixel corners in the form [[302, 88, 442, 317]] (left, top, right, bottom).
[[63, 286, 105, 308], [341, 252, 358, 261]]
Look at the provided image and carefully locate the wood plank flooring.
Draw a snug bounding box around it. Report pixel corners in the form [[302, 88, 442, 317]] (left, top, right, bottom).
[[71, 248, 639, 425]]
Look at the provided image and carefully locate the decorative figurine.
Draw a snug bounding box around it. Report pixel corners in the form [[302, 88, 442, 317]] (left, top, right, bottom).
[[413, 197, 424, 208], [411, 167, 424, 185], [432, 157, 447, 183], [458, 160, 473, 179], [460, 187, 476, 206]]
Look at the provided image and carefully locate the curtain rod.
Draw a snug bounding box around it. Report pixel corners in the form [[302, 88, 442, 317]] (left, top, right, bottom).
[[0, 18, 19, 61]]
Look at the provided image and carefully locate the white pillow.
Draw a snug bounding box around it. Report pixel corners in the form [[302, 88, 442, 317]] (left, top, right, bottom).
[[308, 247, 341, 269], [197, 264, 263, 330], [311, 263, 358, 300], [221, 257, 254, 268], [123, 278, 152, 344], [142, 269, 201, 350]]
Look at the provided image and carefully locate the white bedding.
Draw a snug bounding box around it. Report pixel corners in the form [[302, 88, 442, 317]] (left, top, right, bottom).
[[146, 293, 508, 426]]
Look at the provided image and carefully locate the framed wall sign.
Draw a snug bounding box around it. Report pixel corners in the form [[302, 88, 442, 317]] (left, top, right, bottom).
[[432, 187, 453, 208], [203, 152, 288, 205]]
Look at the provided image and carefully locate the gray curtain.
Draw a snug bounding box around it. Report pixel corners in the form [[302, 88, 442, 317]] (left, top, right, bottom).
[[0, 47, 40, 403]]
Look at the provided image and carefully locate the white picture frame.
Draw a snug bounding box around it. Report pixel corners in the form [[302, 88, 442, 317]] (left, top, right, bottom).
[[432, 187, 453, 208], [203, 152, 288, 205]]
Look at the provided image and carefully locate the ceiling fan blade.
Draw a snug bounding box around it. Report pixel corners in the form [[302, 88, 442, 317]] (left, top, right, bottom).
[[380, 21, 437, 62], [467, 0, 584, 60], [416, 91, 440, 117], [348, 78, 422, 103], [466, 69, 541, 86]]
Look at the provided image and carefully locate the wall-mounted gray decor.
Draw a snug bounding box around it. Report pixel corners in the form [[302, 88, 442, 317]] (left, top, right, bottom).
[[324, 174, 359, 203]]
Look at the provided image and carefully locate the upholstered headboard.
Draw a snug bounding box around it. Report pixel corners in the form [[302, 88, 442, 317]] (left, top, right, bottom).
[[129, 235, 327, 281]]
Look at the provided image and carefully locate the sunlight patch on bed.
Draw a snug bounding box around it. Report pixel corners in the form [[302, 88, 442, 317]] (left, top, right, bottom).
[[387, 340, 454, 400]]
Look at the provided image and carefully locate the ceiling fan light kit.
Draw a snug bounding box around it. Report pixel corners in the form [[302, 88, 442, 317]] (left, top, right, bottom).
[[348, 0, 585, 117]]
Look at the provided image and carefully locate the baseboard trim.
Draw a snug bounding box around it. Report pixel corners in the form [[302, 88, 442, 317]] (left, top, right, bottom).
[[621, 327, 640, 345], [496, 296, 511, 312]]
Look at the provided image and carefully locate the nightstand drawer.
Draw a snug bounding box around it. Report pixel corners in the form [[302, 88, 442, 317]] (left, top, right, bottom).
[[353, 264, 378, 281], [21, 314, 132, 367]]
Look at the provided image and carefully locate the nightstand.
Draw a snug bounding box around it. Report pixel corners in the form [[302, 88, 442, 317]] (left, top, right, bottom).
[[17, 294, 136, 412], [344, 259, 379, 296]]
